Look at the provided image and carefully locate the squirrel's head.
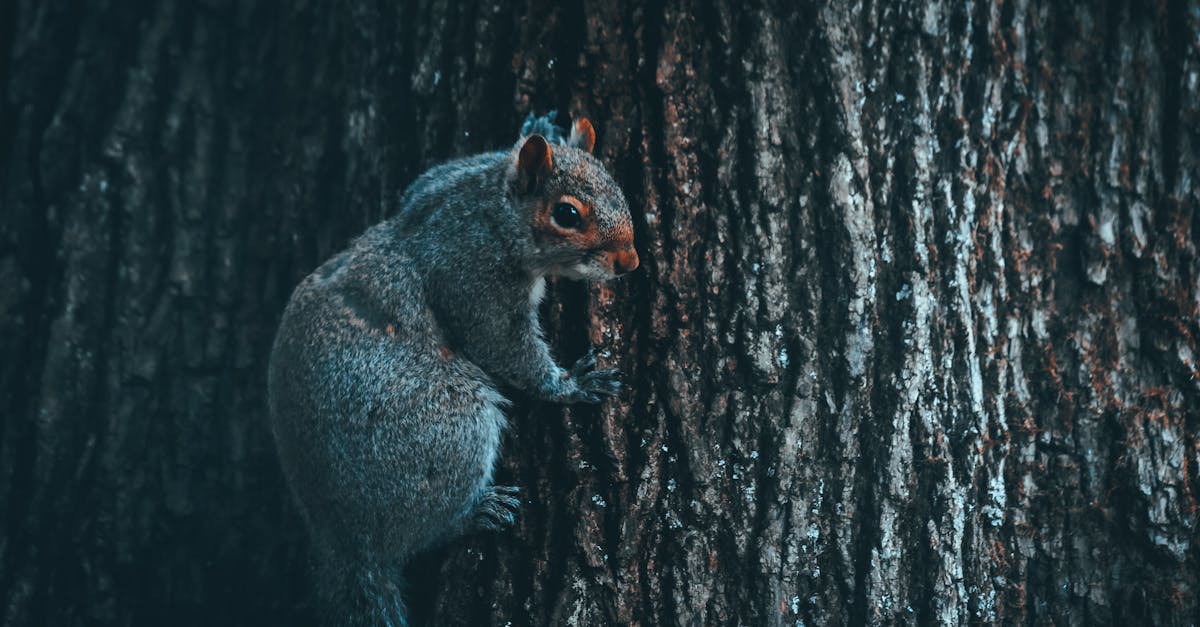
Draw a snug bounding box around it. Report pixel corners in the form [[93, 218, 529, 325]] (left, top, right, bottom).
[[508, 118, 639, 281]]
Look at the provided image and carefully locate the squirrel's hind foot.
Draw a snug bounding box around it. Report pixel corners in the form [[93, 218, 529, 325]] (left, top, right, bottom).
[[472, 485, 521, 531]]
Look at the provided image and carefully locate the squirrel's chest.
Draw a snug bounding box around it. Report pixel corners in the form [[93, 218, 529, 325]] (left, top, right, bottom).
[[529, 276, 547, 307]]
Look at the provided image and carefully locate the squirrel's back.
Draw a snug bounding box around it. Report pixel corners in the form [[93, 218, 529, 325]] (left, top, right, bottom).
[[395, 150, 508, 233]]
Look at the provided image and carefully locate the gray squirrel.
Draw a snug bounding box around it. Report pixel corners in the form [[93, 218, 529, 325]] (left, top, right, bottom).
[[267, 112, 638, 626]]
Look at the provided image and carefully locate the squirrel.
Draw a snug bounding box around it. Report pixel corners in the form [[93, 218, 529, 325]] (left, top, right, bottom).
[[267, 112, 638, 626]]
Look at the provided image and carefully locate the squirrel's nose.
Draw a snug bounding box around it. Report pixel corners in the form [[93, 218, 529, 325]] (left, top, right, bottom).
[[613, 247, 640, 275]]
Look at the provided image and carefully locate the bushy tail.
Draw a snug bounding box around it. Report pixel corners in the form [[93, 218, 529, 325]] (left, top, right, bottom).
[[314, 557, 407, 627], [519, 110, 568, 144]]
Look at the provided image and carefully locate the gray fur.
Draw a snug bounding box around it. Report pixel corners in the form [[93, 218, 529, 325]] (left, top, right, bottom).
[[268, 115, 634, 626], [520, 110, 566, 144]]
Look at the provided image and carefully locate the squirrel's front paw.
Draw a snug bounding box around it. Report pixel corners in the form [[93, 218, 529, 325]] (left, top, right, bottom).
[[563, 348, 623, 403], [472, 485, 521, 532]]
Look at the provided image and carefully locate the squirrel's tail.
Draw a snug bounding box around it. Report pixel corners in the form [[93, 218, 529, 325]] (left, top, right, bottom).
[[520, 110, 568, 144], [314, 557, 408, 627], [358, 565, 408, 627]]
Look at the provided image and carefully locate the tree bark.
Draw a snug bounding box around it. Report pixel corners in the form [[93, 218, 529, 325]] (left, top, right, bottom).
[[2, 0, 1198, 625]]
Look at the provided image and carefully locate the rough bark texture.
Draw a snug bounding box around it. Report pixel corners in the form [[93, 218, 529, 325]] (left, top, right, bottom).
[[2, 1, 1198, 625]]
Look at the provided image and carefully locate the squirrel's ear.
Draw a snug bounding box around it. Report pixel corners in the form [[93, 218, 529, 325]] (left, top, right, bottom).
[[516, 134, 553, 192], [568, 118, 596, 154]]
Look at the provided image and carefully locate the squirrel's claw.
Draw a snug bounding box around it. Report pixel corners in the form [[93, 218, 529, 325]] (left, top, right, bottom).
[[559, 348, 623, 404], [537, 348, 624, 404], [472, 485, 521, 532], [577, 368, 623, 402]]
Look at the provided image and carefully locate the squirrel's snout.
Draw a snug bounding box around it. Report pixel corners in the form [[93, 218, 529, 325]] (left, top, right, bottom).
[[612, 247, 640, 275]]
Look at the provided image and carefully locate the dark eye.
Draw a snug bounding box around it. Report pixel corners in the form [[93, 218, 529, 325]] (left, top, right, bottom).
[[551, 202, 582, 230]]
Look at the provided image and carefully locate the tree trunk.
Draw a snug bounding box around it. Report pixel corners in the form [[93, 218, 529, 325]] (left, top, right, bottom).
[[2, 0, 1197, 625]]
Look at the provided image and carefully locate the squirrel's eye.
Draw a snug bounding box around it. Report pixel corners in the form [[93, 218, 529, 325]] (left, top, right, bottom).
[[551, 202, 582, 230]]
